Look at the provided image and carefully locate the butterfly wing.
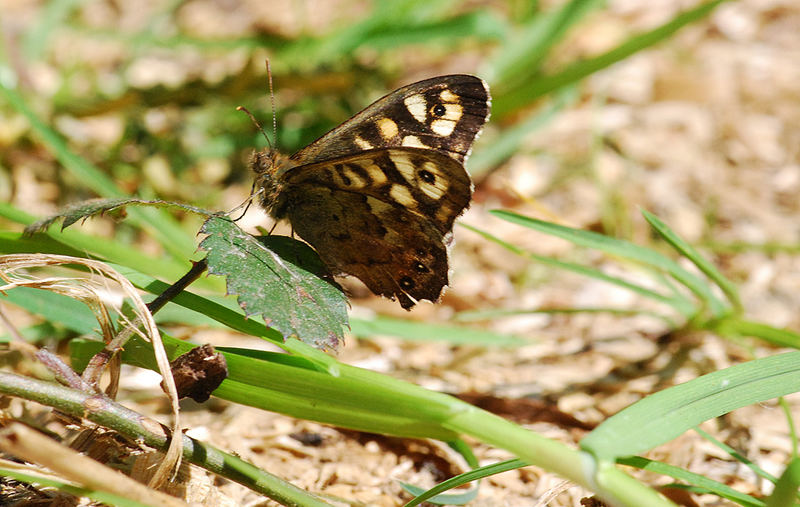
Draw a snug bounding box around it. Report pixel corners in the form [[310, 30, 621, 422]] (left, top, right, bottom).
[[278, 149, 472, 308], [279, 148, 471, 235], [290, 74, 490, 166]]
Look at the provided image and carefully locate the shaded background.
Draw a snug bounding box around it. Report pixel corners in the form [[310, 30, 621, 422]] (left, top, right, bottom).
[[1, 0, 799, 505]]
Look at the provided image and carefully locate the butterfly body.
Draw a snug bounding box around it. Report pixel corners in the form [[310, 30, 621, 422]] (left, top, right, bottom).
[[253, 75, 490, 309]]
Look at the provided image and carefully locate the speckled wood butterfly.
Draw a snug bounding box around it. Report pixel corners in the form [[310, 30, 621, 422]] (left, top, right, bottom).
[[252, 74, 491, 309]]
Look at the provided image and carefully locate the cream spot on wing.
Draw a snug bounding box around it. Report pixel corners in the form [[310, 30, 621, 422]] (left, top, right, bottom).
[[404, 93, 427, 123], [377, 117, 399, 140], [439, 89, 459, 102], [390, 153, 415, 184], [440, 103, 463, 121], [366, 196, 394, 214], [389, 184, 416, 207], [341, 167, 367, 188], [354, 160, 388, 185], [401, 135, 427, 148], [430, 103, 463, 136], [354, 135, 374, 150], [431, 119, 456, 136]]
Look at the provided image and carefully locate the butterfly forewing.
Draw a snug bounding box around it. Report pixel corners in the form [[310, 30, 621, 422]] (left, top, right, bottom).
[[281, 148, 472, 235], [290, 74, 490, 165]]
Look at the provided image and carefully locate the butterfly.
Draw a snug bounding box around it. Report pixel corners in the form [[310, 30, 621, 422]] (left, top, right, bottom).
[[251, 74, 491, 309]]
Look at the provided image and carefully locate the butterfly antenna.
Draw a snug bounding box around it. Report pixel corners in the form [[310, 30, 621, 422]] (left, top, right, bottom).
[[237, 105, 272, 151], [266, 59, 278, 151]]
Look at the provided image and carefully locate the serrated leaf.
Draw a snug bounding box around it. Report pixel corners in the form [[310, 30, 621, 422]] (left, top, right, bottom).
[[198, 216, 347, 350], [24, 197, 214, 235]]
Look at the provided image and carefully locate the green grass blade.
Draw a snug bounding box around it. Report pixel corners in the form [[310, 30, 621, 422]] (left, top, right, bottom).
[[643, 209, 742, 312], [71, 334, 463, 440], [491, 210, 728, 317], [487, 0, 604, 90], [695, 427, 779, 485], [0, 82, 197, 260], [454, 307, 677, 328], [582, 352, 800, 460], [715, 319, 800, 349], [468, 87, 578, 176], [766, 458, 800, 507], [350, 315, 526, 347], [68, 334, 675, 506], [492, 0, 729, 118], [0, 203, 223, 293], [618, 456, 765, 507], [402, 458, 526, 506], [21, 0, 83, 59], [462, 221, 697, 317], [0, 287, 98, 335]]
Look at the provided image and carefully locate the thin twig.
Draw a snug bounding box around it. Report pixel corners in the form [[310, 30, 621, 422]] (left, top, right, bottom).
[[147, 258, 208, 315]]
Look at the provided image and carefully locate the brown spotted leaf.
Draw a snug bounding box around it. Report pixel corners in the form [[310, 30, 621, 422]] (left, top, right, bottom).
[[199, 216, 347, 350]]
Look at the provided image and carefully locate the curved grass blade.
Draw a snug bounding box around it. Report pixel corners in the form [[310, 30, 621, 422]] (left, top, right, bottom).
[[492, 0, 728, 118], [402, 458, 527, 506], [618, 456, 765, 507], [582, 352, 800, 460], [490, 210, 727, 317], [715, 319, 800, 349], [462, 221, 696, 317], [642, 209, 742, 312]]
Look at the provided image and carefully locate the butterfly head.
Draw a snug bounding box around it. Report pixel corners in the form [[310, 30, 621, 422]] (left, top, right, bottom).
[[251, 148, 294, 217]]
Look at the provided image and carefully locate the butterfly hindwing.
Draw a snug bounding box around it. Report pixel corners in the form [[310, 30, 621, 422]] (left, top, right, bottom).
[[290, 74, 490, 165], [281, 182, 450, 309]]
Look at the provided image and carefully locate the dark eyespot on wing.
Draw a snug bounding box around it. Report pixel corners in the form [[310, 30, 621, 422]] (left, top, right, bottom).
[[418, 169, 435, 184]]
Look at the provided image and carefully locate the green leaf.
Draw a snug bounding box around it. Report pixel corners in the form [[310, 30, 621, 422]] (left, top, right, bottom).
[[198, 216, 348, 349], [24, 197, 215, 235], [582, 352, 800, 460]]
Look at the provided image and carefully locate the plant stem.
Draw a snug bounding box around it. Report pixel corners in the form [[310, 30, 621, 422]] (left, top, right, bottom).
[[147, 258, 209, 314], [0, 371, 332, 507]]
